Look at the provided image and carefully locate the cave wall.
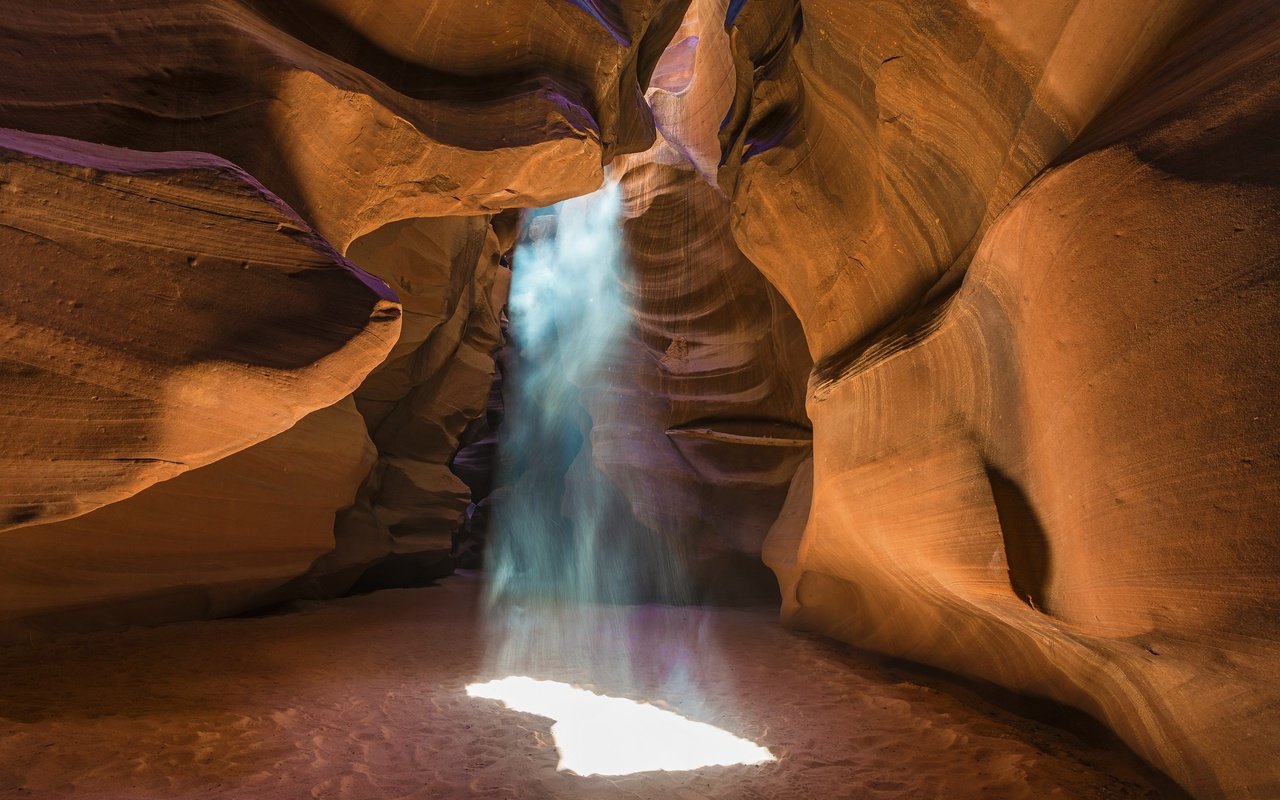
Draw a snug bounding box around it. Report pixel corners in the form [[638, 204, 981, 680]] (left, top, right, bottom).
[[600, 0, 814, 599], [717, 1, 1279, 797], [0, 2, 1275, 797], [0, 0, 692, 245], [0, 127, 400, 533], [0, 399, 376, 639], [311, 215, 509, 592], [0, 0, 692, 634]]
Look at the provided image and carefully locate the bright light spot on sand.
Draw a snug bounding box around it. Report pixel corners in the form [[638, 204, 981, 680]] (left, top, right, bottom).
[[466, 676, 774, 776]]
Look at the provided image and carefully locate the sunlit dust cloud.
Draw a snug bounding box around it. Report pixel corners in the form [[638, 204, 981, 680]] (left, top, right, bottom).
[[486, 180, 685, 613], [475, 181, 747, 773], [466, 677, 774, 776]]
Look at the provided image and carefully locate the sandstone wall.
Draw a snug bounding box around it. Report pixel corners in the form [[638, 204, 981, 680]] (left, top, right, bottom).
[[720, 1, 1280, 796], [0, 0, 692, 246], [0, 399, 375, 639], [0, 0, 689, 634], [598, 0, 813, 599], [0, 128, 399, 532], [0, 3, 1275, 797], [308, 215, 509, 592]]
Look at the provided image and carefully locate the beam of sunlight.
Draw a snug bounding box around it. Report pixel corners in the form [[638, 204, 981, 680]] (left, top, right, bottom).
[[476, 182, 743, 774], [466, 676, 774, 776], [487, 179, 687, 610]]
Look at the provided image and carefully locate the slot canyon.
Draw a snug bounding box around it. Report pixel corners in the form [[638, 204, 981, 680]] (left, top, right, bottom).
[[0, 1, 1277, 798]]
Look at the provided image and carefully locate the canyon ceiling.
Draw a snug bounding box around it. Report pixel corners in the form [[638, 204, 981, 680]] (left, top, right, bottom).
[[0, 1, 1276, 798]]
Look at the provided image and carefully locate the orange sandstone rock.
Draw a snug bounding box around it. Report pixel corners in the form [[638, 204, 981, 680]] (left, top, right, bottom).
[[743, 2, 1280, 796], [0, 0, 692, 246], [0, 399, 376, 639], [0, 128, 399, 532]]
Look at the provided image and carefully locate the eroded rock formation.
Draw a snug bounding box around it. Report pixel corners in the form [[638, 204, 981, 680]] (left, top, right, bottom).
[[600, 0, 813, 598], [0, 399, 375, 639], [719, 1, 1279, 796], [311, 215, 509, 591], [0, 1, 1276, 797], [0, 0, 691, 630], [0, 128, 399, 532], [0, 0, 691, 245]]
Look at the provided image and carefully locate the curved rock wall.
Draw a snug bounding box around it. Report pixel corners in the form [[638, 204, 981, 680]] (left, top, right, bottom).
[[0, 128, 399, 532], [597, 0, 813, 599], [0, 0, 689, 634], [0, 399, 376, 639], [719, 0, 1208, 358], [612, 167, 811, 589], [309, 215, 510, 591], [0, 2, 1275, 797], [0, 0, 691, 245], [724, 1, 1280, 796]]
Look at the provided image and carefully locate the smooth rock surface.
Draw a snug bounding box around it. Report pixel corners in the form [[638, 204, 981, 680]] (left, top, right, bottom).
[[737, 2, 1280, 797], [0, 0, 693, 246], [0, 399, 376, 640], [0, 128, 399, 532]]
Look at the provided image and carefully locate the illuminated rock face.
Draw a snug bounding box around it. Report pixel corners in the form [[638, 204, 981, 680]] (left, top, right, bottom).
[[0, 2, 1276, 797], [0, 128, 400, 533], [600, 0, 813, 599], [720, 1, 1280, 797], [0, 0, 692, 247], [0, 0, 690, 630], [606, 167, 812, 599]]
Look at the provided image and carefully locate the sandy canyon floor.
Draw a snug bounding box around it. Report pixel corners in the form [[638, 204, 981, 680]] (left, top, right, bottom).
[[0, 575, 1179, 799]]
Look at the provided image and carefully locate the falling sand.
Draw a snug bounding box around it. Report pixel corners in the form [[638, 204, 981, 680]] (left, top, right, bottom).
[[0, 575, 1180, 799]]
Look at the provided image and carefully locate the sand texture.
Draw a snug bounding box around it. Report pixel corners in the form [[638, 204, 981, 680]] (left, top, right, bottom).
[[0, 577, 1176, 800]]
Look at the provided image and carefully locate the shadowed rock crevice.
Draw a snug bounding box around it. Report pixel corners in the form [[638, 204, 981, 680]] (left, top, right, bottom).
[[984, 465, 1052, 614]]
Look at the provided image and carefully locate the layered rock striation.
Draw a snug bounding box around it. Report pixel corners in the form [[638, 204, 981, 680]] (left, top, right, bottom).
[[0, 128, 399, 532], [0, 2, 1275, 797], [0, 0, 692, 245], [718, 1, 1280, 796], [599, 0, 813, 599], [0, 0, 690, 632]]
